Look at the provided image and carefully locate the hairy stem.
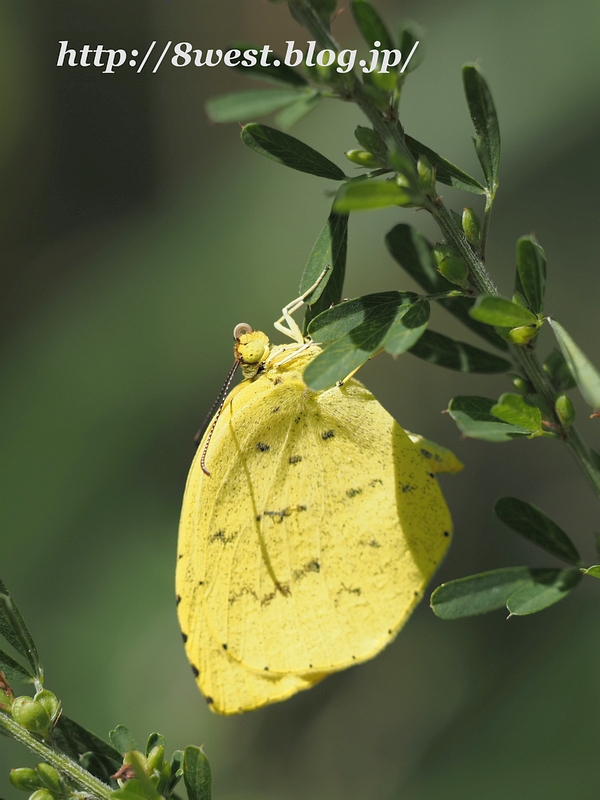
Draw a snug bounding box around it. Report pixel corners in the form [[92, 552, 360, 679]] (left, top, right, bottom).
[[0, 712, 113, 800]]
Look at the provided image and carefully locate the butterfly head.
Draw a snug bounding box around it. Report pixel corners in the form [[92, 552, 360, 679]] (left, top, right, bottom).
[[234, 325, 271, 379]]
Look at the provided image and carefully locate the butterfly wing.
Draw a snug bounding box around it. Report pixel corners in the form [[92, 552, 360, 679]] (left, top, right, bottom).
[[178, 348, 453, 703]]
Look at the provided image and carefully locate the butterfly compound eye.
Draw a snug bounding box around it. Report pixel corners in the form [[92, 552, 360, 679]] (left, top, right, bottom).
[[233, 323, 253, 340]]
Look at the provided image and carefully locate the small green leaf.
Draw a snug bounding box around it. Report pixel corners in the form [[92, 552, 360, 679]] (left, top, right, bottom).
[[397, 25, 424, 75], [548, 318, 600, 412], [231, 44, 308, 87], [309, 0, 337, 23], [0, 579, 41, 680], [405, 135, 486, 194], [448, 396, 532, 442], [305, 292, 427, 390], [241, 123, 346, 180], [145, 733, 166, 757], [431, 567, 545, 618], [582, 565, 600, 579], [383, 299, 430, 356], [543, 349, 576, 391], [206, 89, 304, 123], [334, 179, 415, 211], [301, 211, 348, 333], [516, 236, 546, 314], [506, 569, 582, 615], [470, 295, 538, 327], [491, 393, 543, 436], [275, 92, 321, 130], [385, 224, 508, 350], [409, 330, 510, 373], [0, 649, 34, 683], [351, 0, 394, 50], [111, 779, 149, 800], [462, 65, 501, 190], [126, 751, 161, 800], [494, 497, 580, 565], [183, 746, 212, 800], [109, 725, 138, 756]]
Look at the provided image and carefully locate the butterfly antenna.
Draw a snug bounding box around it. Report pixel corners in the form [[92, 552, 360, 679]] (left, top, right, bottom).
[[195, 359, 240, 476]]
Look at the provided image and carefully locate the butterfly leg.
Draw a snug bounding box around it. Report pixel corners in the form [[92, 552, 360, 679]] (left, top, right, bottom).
[[274, 267, 330, 343]]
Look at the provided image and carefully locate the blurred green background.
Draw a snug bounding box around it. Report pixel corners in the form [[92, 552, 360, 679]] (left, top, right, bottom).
[[1, 1, 600, 798]]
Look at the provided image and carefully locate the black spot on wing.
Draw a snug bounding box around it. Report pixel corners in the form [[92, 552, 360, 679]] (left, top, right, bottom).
[[257, 442, 270, 452], [191, 664, 199, 677], [346, 487, 362, 498], [176, 595, 181, 606], [205, 695, 213, 705], [181, 632, 188, 643], [322, 429, 335, 440], [222, 643, 228, 650], [289, 454, 302, 464], [443, 531, 450, 537]]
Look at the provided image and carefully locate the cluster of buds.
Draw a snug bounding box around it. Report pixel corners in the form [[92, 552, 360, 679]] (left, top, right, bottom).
[[113, 744, 173, 796], [10, 763, 63, 800], [11, 690, 61, 739]]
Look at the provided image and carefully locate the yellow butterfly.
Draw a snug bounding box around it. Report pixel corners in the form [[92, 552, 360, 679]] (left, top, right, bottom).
[[176, 283, 462, 715]]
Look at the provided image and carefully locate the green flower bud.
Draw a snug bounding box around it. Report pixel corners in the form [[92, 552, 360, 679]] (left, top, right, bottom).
[[507, 373, 531, 395], [124, 751, 148, 773], [12, 696, 51, 737], [512, 291, 529, 308], [461, 207, 481, 246], [555, 393, 575, 428], [507, 324, 539, 345], [29, 789, 55, 800], [354, 126, 385, 156], [369, 69, 397, 92], [147, 744, 165, 774], [431, 245, 470, 289], [0, 687, 13, 710], [33, 691, 60, 724], [36, 764, 61, 793], [10, 768, 41, 792], [344, 149, 379, 168], [417, 155, 436, 194]]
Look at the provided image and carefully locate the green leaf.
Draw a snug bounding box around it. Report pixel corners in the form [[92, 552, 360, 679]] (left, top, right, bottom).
[[231, 44, 308, 87], [405, 135, 486, 194], [275, 92, 321, 130], [494, 497, 580, 565], [110, 725, 138, 756], [462, 64, 501, 190], [448, 396, 532, 442], [382, 299, 430, 356], [470, 295, 538, 327], [112, 779, 151, 800], [301, 211, 348, 333], [126, 751, 161, 800], [431, 567, 547, 619], [516, 236, 546, 314], [309, 0, 337, 23], [241, 124, 346, 180], [183, 746, 212, 800], [491, 393, 543, 436], [334, 179, 415, 211], [54, 715, 122, 766], [548, 318, 600, 412], [305, 292, 428, 390], [206, 89, 305, 124], [0, 579, 41, 679], [0, 649, 34, 683], [397, 25, 424, 75], [506, 569, 582, 615], [145, 733, 166, 757], [385, 224, 508, 350], [409, 330, 510, 373], [582, 565, 600, 579], [543, 349, 576, 391], [351, 0, 394, 50]]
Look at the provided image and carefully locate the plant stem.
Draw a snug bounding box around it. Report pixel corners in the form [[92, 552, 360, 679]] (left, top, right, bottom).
[[290, 0, 600, 503], [0, 712, 113, 800]]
